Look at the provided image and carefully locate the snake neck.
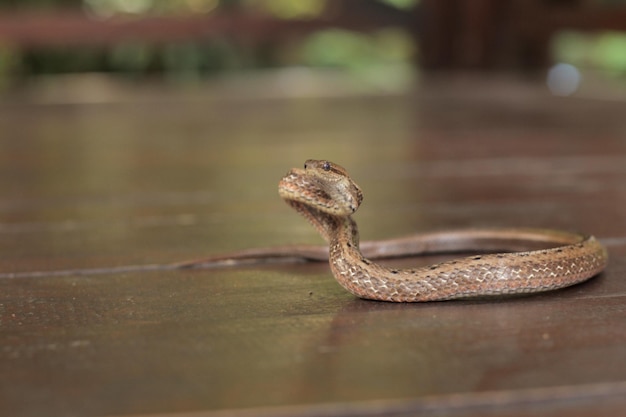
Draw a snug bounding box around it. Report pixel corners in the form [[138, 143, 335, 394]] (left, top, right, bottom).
[[327, 215, 363, 263], [286, 200, 346, 244], [287, 198, 361, 252]]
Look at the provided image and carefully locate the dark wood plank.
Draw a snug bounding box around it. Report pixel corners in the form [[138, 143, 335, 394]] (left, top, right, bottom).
[[0, 76, 625, 417]]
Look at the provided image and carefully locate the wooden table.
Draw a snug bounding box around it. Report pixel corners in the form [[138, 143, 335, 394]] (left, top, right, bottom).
[[1, 75, 625, 417]]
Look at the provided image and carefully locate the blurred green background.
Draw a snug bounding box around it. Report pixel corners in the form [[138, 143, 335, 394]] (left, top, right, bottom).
[[2, 0, 626, 95], [0, 0, 418, 90]]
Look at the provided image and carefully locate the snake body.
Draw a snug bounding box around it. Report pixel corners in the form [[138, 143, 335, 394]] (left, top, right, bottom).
[[277, 159, 608, 302], [0, 159, 607, 291]]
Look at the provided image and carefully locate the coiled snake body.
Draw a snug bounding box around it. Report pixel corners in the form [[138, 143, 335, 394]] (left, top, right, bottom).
[[276, 159, 608, 302]]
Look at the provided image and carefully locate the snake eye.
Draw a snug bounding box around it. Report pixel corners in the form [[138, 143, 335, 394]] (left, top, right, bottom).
[[322, 161, 331, 171]]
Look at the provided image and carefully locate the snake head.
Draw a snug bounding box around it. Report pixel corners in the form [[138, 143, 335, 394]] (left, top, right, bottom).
[[279, 160, 363, 216]]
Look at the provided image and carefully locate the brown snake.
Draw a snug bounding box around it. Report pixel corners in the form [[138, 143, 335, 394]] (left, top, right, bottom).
[[270, 159, 607, 302], [1, 160, 608, 301]]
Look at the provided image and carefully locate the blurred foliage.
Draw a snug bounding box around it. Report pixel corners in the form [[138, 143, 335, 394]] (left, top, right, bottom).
[[552, 30, 626, 75], [83, 0, 223, 16], [0, 0, 418, 87], [243, 0, 327, 19], [302, 29, 413, 71]]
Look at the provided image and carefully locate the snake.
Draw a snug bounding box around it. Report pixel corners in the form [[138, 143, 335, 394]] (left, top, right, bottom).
[[2, 159, 608, 301], [268, 159, 608, 302]]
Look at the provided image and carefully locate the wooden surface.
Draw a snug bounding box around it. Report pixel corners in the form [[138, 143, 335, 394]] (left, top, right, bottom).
[[1, 75, 625, 417]]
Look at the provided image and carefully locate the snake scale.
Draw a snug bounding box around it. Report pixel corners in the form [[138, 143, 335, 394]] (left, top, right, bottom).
[[271, 159, 608, 302]]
